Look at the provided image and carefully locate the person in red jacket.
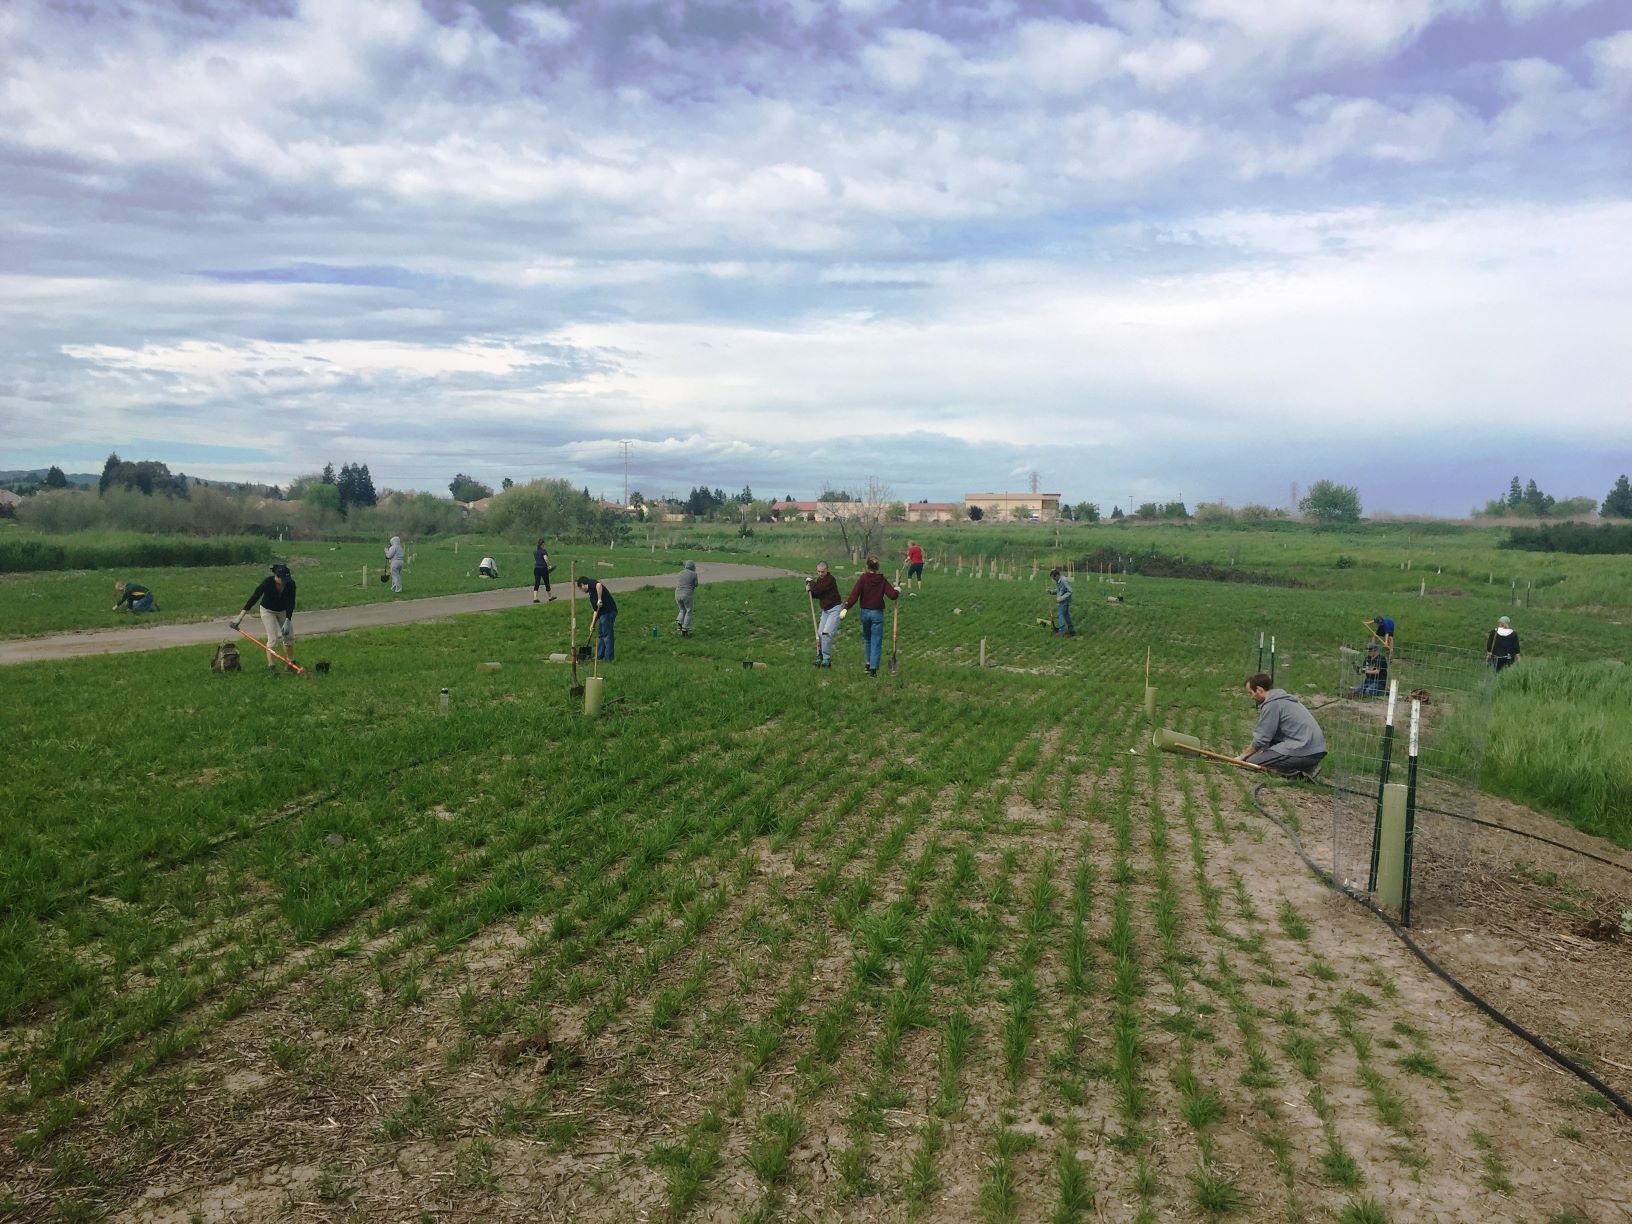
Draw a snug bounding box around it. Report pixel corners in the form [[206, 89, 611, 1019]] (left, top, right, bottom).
[[842, 556, 899, 676]]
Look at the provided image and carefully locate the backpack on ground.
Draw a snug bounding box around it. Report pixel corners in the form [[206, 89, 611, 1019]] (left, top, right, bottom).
[[211, 641, 241, 673]]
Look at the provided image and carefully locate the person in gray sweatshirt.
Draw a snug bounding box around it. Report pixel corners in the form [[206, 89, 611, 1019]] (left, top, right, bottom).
[[675, 560, 699, 635], [1238, 673, 1327, 777]]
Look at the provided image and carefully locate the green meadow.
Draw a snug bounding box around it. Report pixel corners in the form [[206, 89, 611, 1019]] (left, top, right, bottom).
[[3, 522, 1630, 1218]]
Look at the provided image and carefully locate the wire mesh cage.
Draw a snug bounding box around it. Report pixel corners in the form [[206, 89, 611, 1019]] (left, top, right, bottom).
[[1324, 640, 1496, 918]]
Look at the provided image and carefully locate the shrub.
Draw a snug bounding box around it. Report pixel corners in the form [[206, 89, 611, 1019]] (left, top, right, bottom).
[[0, 533, 269, 573]]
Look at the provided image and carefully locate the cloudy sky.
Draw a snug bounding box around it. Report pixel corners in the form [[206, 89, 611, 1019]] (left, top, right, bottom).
[[3, 0, 1629, 515]]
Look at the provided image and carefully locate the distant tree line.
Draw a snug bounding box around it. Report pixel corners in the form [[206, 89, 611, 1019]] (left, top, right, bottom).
[[1477, 475, 1598, 520], [1501, 522, 1632, 555]]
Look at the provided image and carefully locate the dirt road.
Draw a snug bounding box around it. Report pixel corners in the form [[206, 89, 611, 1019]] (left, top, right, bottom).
[[0, 562, 797, 665]]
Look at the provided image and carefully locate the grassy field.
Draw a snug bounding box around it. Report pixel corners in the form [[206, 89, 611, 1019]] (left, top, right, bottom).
[[3, 562, 1628, 1220]]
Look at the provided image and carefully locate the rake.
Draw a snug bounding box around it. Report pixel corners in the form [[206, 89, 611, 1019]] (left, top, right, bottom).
[[231, 625, 308, 676]]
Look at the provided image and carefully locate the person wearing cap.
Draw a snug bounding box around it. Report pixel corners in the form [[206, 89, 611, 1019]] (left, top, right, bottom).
[[576, 574, 618, 661], [1352, 641, 1388, 697], [1485, 615, 1521, 672], [1049, 567, 1075, 635], [1365, 614, 1395, 652], [112, 580, 158, 614], [1238, 673, 1327, 777], [232, 564, 298, 673], [675, 560, 699, 635]]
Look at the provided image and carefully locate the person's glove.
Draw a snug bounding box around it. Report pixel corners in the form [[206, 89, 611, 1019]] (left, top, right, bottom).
[[229, 617, 240, 630], [839, 607, 848, 619], [280, 618, 291, 636]]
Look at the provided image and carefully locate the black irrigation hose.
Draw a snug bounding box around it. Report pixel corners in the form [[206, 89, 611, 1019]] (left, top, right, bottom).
[[1249, 781, 1632, 1122], [1316, 778, 1632, 877]]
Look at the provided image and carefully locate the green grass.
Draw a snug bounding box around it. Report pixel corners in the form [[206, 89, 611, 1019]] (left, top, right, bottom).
[[1, 551, 1623, 1218]]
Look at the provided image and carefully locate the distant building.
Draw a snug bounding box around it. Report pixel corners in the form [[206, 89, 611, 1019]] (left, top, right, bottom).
[[964, 491, 1061, 522], [905, 501, 961, 523]]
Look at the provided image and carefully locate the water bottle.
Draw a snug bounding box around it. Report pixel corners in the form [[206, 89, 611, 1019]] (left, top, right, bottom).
[[439, 687, 449, 714]]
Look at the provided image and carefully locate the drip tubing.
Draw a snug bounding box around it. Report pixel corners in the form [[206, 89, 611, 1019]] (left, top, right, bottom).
[[1249, 781, 1632, 1122]]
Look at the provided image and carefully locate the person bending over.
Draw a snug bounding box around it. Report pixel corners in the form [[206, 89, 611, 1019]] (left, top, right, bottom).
[[576, 575, 618, 661], [112, 580, 158, 614], [232, 563, 298, 673], [1239, 673, 1326, 777], [478, 556, 499, 579]]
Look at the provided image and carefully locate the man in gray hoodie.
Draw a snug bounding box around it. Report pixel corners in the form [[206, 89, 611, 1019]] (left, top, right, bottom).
[[675, 560, 699, 635], [1239, 673, 1327, 777]]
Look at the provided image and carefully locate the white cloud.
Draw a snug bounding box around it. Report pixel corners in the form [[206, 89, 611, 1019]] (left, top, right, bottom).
[[1120, 38, 1213, 90], [859, 28, 958, 91], [1176, 0, 1477, 63], [1588, 29, 1632, 88], [512, 4, 577, 45]]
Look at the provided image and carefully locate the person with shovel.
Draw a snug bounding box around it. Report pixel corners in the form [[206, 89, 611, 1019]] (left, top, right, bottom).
[[675, 560, 699, 635], [1049, 568, 1075, 636], [1238, 673, 1326, 777], [806, 561, 841, 667], [384, 536, 405, 594], [1365, 614, 1395, 652], [576, 574, 618, 661], [112, 580, 158, 614], [232, 563, 298, 674], [841, 556, 898, 676]]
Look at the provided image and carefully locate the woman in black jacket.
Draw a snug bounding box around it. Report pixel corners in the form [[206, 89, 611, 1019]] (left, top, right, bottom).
[[232, 563, 298, 672]]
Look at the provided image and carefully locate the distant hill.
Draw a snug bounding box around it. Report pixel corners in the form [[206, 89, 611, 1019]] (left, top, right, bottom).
[[0, 470, 283, 496], [0, 469, 98, 487]]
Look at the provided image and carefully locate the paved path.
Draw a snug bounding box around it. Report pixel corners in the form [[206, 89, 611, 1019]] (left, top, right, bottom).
[[0, 562, 798, 665]]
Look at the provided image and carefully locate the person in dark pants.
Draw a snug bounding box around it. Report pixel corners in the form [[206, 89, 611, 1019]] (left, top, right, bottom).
[[1353, 641, 1388, 697], [112, 580, 158, 614], [532, 540, 556, 603], [1049, 568, 1075, 635], [1238, 673, 1327, 777], [841, 556, 898, 676], [232, 563, 298, 673], [1486, 615, 1521, 671], [577, 575, 618, 661]]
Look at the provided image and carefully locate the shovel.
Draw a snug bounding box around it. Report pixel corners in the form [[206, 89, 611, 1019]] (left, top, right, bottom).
[[571, 613, 597, 698], [807, 587, 822, 663], [888, 572, 901, 675], [232, 624, 308, 676]]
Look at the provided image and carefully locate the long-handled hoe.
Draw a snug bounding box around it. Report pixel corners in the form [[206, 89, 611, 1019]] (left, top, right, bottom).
[[232, 624, 308, 676], [1151, 728, 1267, 773], [807, 587, 822, 664]]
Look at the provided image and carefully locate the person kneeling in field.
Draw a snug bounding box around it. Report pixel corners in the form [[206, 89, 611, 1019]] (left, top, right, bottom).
[[231, 563, 298, 673], [112, 580, 158, 614], [478, 556, 499, 579], [1239, 673, 1327, 777]]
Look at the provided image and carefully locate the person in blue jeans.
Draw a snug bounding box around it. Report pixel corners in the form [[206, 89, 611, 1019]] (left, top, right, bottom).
[[112, 580, 158, 614], [1049, 568, 1075, 635], [841, 556, 898, 676], [577, 575, 618, 661]]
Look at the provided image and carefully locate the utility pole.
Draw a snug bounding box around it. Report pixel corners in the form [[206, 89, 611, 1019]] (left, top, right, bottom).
[[618, 440, 633, 508]]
